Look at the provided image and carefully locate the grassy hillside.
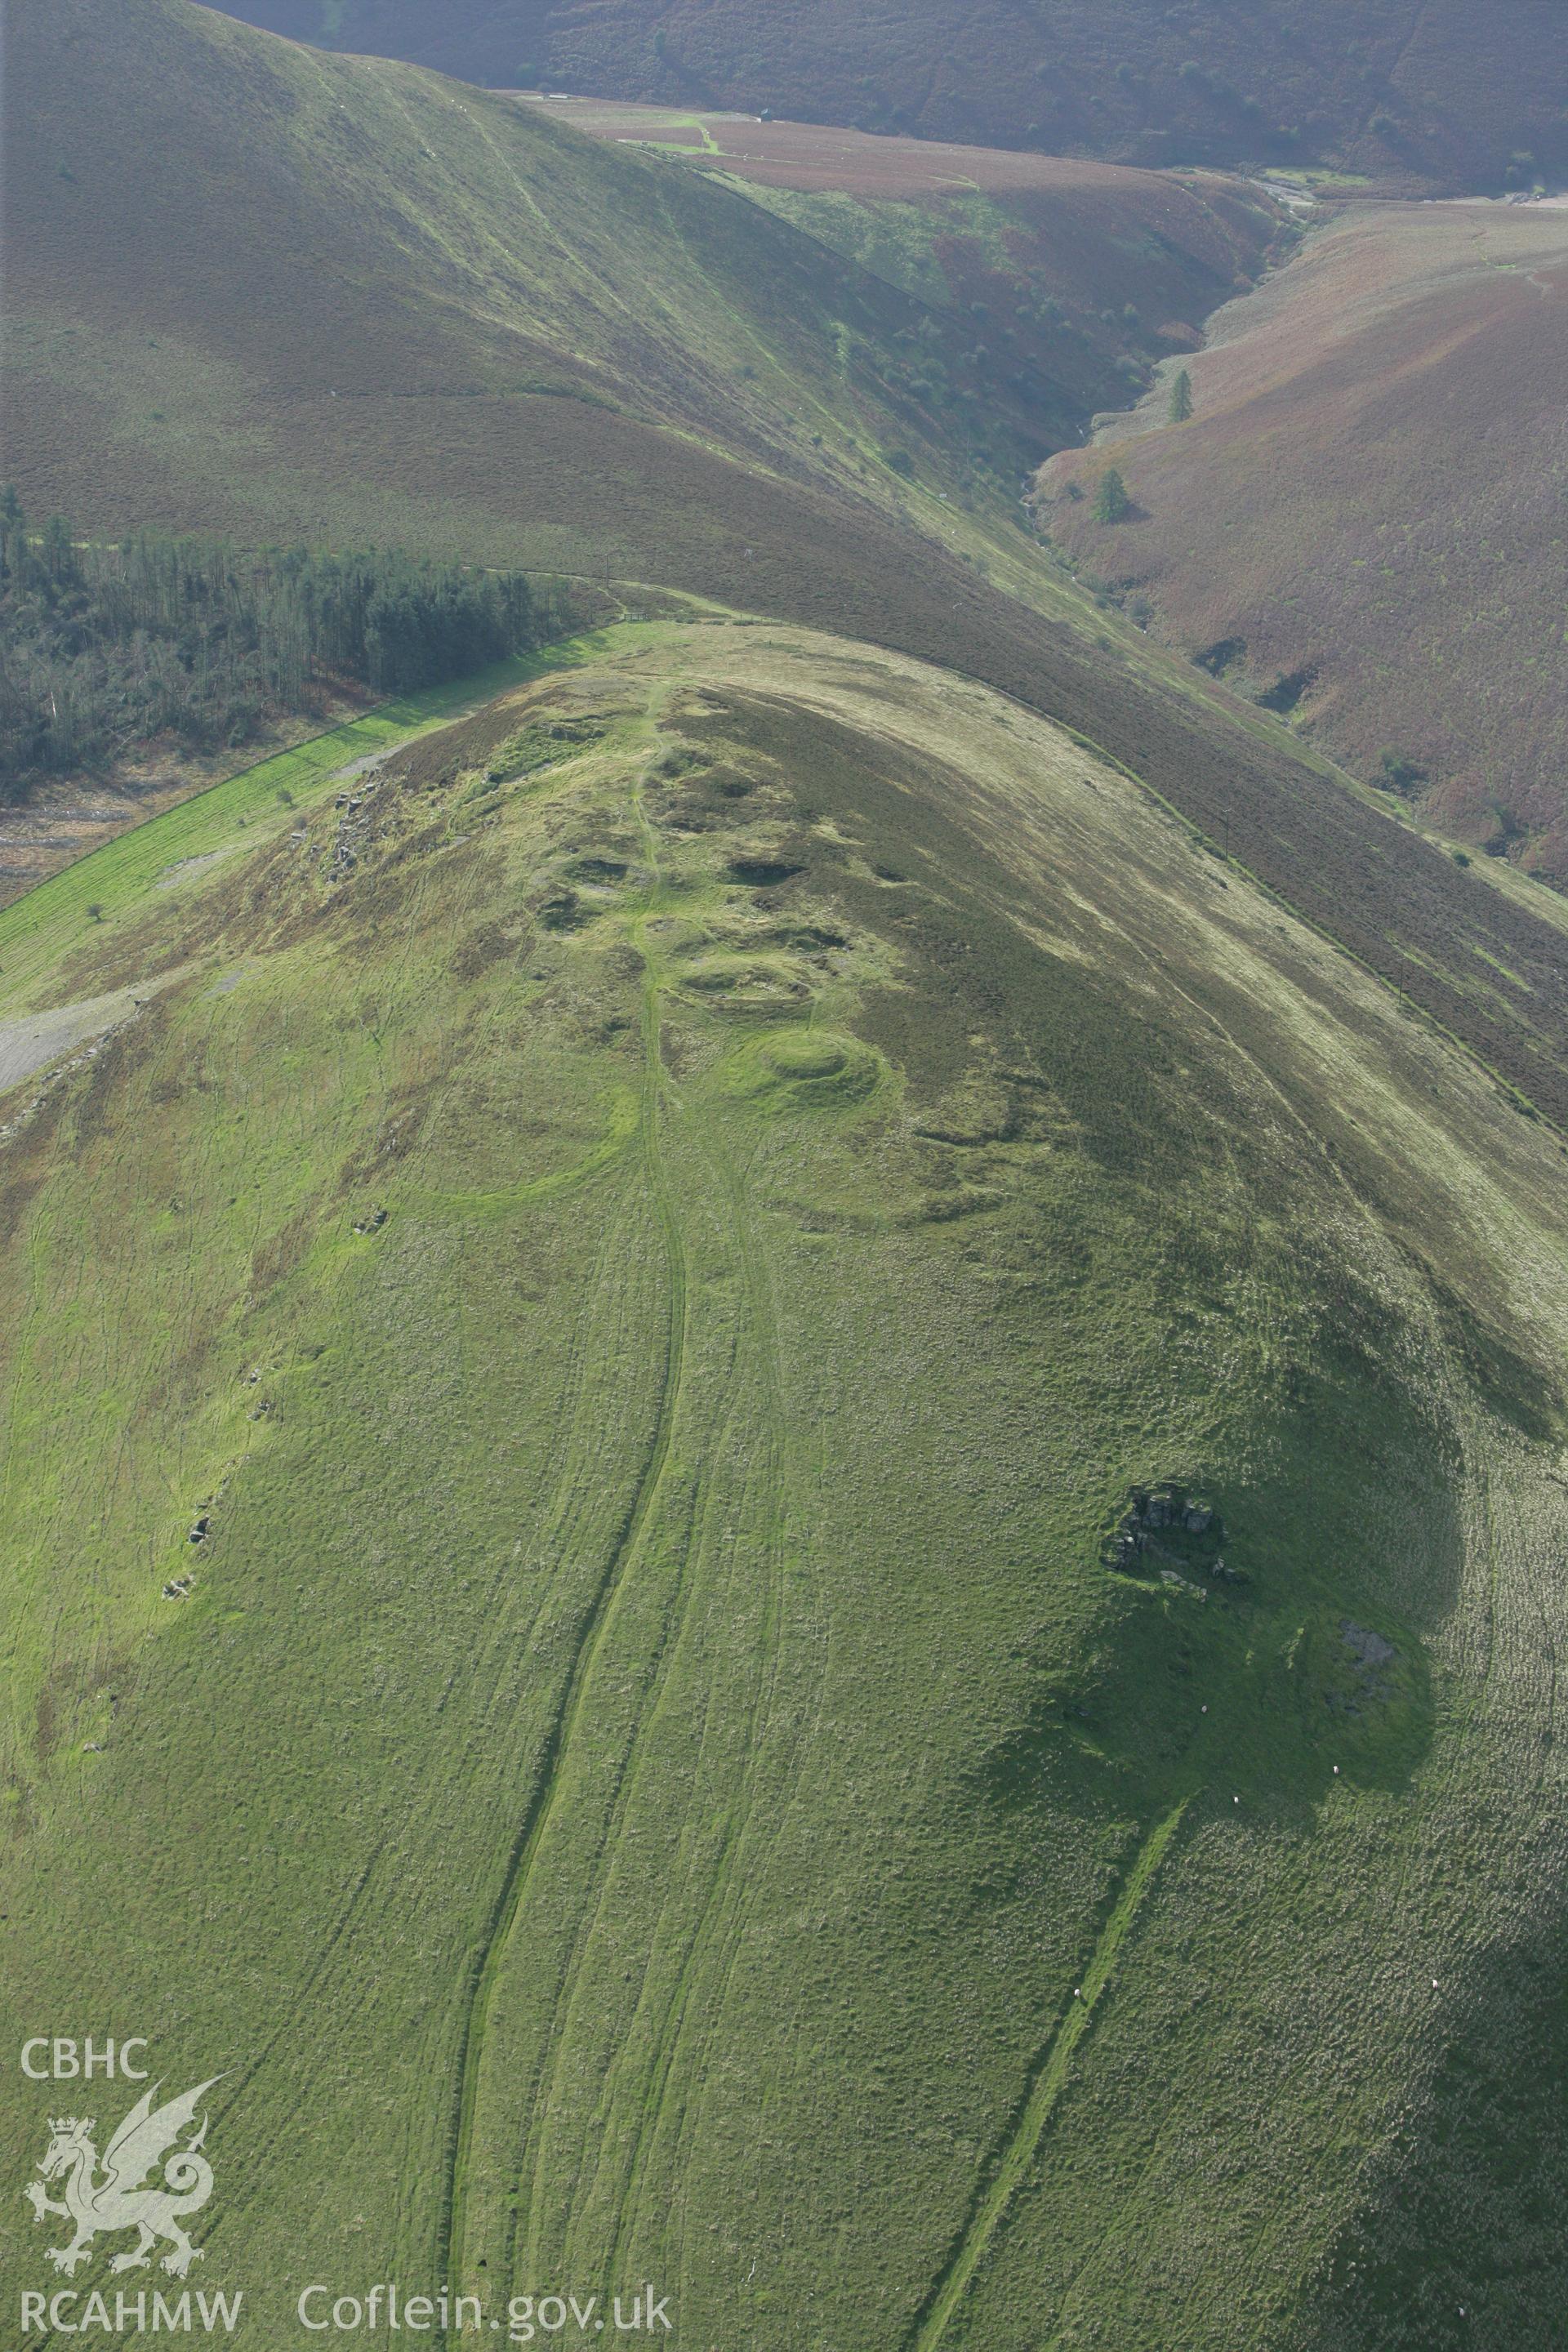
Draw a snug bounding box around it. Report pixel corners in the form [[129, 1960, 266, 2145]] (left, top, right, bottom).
[[1, 0, 1287, 603], [13, 0, 1568, 1138], [2, 619, 1566, 2347], [1036, 201, 1568, 884], [6, 0, 1072, 559], [523, 98, 1294, 414], [207, 0, 1568, 189], [13, 3, 1568, 2343]]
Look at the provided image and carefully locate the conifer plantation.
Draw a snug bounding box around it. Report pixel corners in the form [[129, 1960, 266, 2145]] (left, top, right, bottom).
[[0, 495, 547, 801]]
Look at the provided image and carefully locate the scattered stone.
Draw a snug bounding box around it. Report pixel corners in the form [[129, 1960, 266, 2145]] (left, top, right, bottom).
[[352, 1206, 389, 1235], [82, 1742, 105, 1753], [1159, 1567, 1207, 1601]]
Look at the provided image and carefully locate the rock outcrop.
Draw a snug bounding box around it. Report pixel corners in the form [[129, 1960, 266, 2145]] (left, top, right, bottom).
[[1103, 1482, 1243, 1585]]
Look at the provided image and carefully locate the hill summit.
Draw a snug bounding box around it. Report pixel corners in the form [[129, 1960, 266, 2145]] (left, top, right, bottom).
[[3, 616, 1568, 2345]]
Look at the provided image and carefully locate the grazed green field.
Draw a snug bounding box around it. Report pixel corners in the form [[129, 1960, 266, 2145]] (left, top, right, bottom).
[[2, 621, 1565, 2348]]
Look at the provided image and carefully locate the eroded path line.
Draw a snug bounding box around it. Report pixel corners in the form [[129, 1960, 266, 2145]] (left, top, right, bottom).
[[910, 1798, 1190, 2352], [439, 779, 691, 2309]]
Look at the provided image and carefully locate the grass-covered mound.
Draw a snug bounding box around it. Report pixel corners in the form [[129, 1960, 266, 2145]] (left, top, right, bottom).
[[2, 620, 1565, 2347]]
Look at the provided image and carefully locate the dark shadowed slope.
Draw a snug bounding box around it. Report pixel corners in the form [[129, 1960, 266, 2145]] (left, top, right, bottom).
[[207, 0, 1568, 188]]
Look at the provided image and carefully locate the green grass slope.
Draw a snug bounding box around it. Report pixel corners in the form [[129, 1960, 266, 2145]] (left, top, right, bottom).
[[1036, 199, 1568, 886], [207, 0, 1568, 189], [519, 97, 1294, 416], [3, 621, 1566, 2348]]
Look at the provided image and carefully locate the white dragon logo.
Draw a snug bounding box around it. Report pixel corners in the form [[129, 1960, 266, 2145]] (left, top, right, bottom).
[[24, 2079, 220, 2279]]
